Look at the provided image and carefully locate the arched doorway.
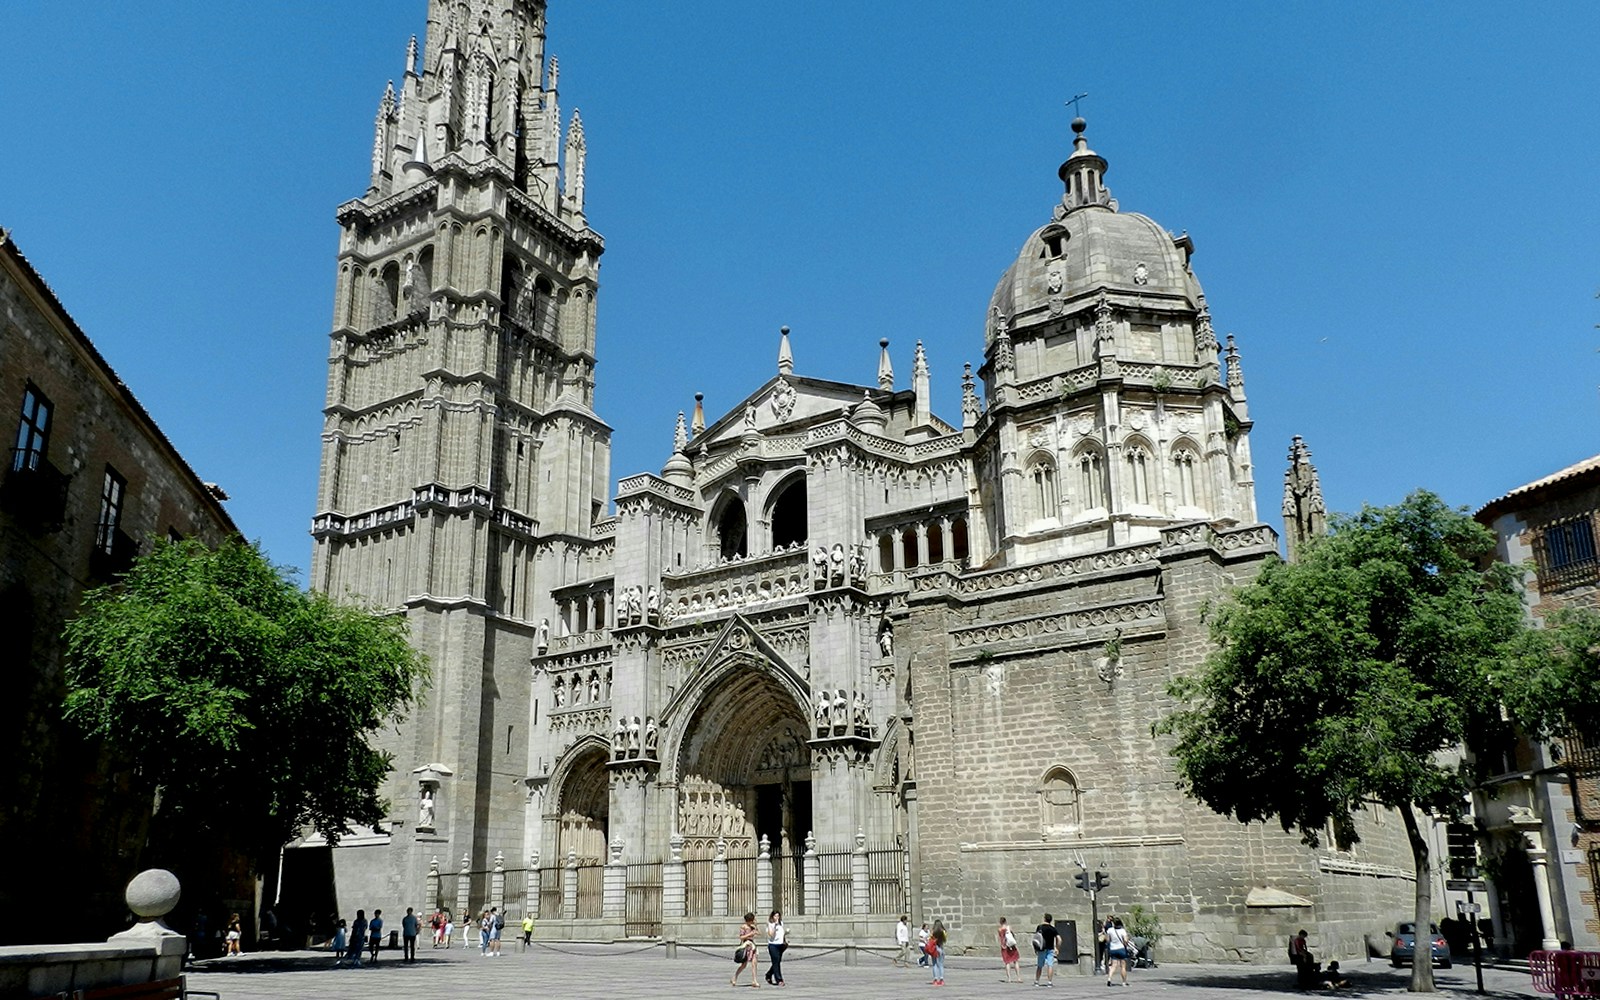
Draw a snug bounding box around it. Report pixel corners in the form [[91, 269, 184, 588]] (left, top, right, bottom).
[[675, 658, 812, 914], [556, 746, 610, 917]]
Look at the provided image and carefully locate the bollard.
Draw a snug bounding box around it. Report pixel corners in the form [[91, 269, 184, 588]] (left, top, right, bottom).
[[665, 937, 678, 959], [844, 942, 858, 966]]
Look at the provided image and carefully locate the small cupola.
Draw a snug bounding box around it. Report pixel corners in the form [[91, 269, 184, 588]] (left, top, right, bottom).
[[1059, 117, 1114, 213]]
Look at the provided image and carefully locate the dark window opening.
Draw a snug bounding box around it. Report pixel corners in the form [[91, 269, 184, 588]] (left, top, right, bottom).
[[1539, 516, 1599, 590], [952, 517, 970, 565], [716, 497, 748, 560], [95, 466, 126, 556], [901, 528, 918, 570], [770, 478, 808, 550], [13, 384, 51, 471]]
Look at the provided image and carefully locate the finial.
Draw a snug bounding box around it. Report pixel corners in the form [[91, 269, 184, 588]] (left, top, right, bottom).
[[877, 338, 894, 391], [406, 35, 419, 76], [1066, 92, 1089, 118], [778, 325, 793, 376], [691, 392, 706, 435], [549, 55, 560, 90], [673, 411, 688, 452], [913, 340, 929, 378]]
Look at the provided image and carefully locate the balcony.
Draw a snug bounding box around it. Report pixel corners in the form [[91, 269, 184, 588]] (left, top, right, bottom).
[[0, 452, 71, 533], [89, 527, 140, 581]]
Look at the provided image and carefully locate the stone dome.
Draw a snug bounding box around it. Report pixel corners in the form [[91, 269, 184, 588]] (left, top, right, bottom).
[[986, 120, 1203, 343]]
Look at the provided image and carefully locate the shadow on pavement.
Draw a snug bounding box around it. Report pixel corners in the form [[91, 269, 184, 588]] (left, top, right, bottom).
[[187, 952, 447, 975]]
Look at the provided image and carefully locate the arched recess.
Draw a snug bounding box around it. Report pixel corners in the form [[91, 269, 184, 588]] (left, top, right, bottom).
[[1170, 437, 1205, 512], [709, 490, 749, 560], [1073, 445, 1108, 514], [1123, 435, 1155, 507], [1024, 449, 1059, 525], [661, 649, 812, 864], [1039, 765, 1082, 840], [550, 737, 611, 866], [766, 471, 808, 551]]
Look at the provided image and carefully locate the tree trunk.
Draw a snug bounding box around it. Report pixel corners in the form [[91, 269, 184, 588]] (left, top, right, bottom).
[[1399, 801, 1436, 992]]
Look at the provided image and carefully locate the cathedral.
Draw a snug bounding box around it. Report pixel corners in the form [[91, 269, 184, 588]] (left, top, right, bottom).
[[301, 0, 1415, 959]]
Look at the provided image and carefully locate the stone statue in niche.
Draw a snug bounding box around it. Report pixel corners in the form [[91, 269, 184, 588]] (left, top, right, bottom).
[[833, 689, 849, 733], [644, 717, 659, 758], [849, 545, 865, 581], [646, 586, 659, 618], [570, 675, 583, 704], [830, 543, 846, 580], [628, 715, 643, 756], [536, 617, 550, 651], [628, 587, 643, 621], [878, 619, 894, 658], [604, 668, 612, 701], [418, 787, 436, 829], [852, 692, 871, 735], [812, 546, 829, 583], [613, 716, 627, 759], [744, 404, 758, 434], [815, 690, 831, 734], [554, 683, 566, 708], [589, 672, 601, 703]]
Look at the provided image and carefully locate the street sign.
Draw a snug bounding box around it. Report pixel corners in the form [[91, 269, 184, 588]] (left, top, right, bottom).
[[1445, 879, 1487, 892], [1456, 901, 1482, 915]]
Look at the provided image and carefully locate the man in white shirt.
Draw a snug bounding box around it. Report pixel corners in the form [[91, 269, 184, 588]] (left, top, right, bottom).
[[895, 915, 911, 967]]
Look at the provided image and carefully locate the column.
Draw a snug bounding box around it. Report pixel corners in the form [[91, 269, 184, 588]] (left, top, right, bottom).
[[527, 852, 541, 920], [603, 836, 626, 919], [455, 851, 471, 922], [563, 848, 579, 919], [756, 835, 773, 916], [915, 523, 929, 568], [663, 834, 687, 919], [802, 832, 821, 917], [851, 828, 869, 915], [1528, 841, 1562, 950], [938, 516, 952, 565], [713, 837, 730, 917], [426, 856, 440, 913], [491, 851, 506, 913]]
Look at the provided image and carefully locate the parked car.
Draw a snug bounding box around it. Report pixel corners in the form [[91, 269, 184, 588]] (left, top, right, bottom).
[[1388, 922, 1452, 968]]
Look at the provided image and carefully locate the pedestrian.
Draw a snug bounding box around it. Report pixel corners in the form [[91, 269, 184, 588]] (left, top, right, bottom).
[[368, 908, 384, 964], [489, 906, 504, 956], [895, 915, 912, 968], [1034, 913, 1060, 986], [479, 909, 491, 955], [329, 919, 348, 967], [928, 918, 948, 986], [443, 913, 454, 948], [225, 912, 243, 957], [401, 907, 419, 962], [349, 910, 368, 970], [430, 909, 443, 948], [917, 922, 931, 968], [730, 911, 760, 987], [998, 916, 1022, 982], [521, 912, 534, 950], [1104, 916, 1131, 986], [764, 910, 787, 986], [1289, 928, 1316, 988]]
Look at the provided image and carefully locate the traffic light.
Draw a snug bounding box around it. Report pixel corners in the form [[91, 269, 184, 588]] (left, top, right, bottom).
[[1074, 870, 1090, 893], [1094, 871, 1111, 892], [1446, 822, 1478, 879]]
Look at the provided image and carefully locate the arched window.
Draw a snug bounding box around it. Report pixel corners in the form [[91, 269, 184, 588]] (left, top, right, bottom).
[[901, 527, 919, 570], [768, 477, 808, 550], [1172, 446, 1201, 508], [951, 516, 970, 566], [376, 263, 400, 325], [1125, 444, 1152, 506], [1076, 449, 1106, 512], [712, 495, 748, 560], [533, 275, 557, 340], [1040, 766, 1082, 839], [1027, 454, 1058, 521], [878, 533, 895, 573]]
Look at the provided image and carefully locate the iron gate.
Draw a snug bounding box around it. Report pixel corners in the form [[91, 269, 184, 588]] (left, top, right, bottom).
[[625, 862, 663, 937]]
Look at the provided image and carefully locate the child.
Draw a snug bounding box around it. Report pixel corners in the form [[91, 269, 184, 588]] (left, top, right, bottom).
[[330, 919, 348, 967]]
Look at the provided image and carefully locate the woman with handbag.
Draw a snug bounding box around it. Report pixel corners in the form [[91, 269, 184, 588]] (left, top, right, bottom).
[[765, 910, 788, 986], [730, 912, 761, 987], [1104, 916, 1132, 986]]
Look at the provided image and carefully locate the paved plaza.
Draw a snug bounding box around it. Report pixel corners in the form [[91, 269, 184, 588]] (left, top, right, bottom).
[[185, 942, 1541, 1000]]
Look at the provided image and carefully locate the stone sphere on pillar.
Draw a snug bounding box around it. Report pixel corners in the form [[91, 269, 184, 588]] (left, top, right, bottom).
[[126, 868, 182, 921]]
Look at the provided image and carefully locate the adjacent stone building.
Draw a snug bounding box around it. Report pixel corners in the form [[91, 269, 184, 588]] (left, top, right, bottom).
[[0, 229, 237, 940], [1475, 457, 1600, 954], [302, 0, 1418, 959]]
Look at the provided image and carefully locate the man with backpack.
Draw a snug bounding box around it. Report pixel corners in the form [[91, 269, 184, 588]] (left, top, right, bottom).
[[1034, 913, 1060, 986], [489, 906, 505, 956]]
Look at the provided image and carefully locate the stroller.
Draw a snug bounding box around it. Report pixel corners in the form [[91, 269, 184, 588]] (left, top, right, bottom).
[[1131, 936, 1158, 969]]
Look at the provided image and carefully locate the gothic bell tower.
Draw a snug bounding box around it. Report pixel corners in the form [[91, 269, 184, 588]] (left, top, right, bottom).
[[310, 0, 611, 901]]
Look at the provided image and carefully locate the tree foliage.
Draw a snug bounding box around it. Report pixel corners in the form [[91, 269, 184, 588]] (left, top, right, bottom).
[[63, 538, 427, 872], [1158, 491, 1544, 991]]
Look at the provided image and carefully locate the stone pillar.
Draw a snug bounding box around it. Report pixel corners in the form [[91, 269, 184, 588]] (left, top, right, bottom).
[[456, 851, 471, 921], [563, 848, 579, 919], [663, 834, 687, 919], [1529, 842, 1563, 950], [491, 851, 506, 913], [851, 828, 869, 915], [915, 523, 929, 568], [603, 836, 626, 918], [527, 852, 541, 920], [802, 831, 821, 917], [713, 837, 730, 917], [426, 856, 440, 912], [756, 834, 773, 915]]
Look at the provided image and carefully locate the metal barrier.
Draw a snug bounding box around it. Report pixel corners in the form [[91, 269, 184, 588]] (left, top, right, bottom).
[[867, 848, 906, 915], [575, 862, 604, 919], [818, 850, 853, 915], [626, 862, 663, 937], [1530, 950, 1600, 999], [537, 866, 563, 918]]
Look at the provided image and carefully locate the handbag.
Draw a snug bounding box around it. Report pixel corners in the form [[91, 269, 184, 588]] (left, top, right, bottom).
[[734, 946, 746, 963]]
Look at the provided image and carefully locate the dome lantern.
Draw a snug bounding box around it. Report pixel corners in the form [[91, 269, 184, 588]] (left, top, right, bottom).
[[1059, 117, 1114, 214]]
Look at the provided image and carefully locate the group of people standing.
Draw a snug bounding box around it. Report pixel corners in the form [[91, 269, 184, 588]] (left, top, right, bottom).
[[730, 911, 789, 987], [330, 907, 426, 966], [893, 915, 950, 985], [889, 912, 1136, 987]]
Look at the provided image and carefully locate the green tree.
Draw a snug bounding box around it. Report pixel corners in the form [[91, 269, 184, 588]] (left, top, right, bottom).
[[1158, 491, 1538, 992], [63, 537, 427, 883]]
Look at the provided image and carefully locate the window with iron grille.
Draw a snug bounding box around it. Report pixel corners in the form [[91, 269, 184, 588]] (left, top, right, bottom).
[[1537, 516, 1599, 588], [12, 384, 51, 472], [96, 466, 126, 554]]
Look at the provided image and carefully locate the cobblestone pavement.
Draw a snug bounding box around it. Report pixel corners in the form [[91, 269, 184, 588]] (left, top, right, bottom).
[[185, 942, 1541, 1000]]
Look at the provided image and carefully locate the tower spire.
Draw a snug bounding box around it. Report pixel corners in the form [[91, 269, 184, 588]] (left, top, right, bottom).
[[777, 326, 793, 375], [877, 338, 894, 391], [691, 392, 706, 435], [1282, 435, 1328, 563], [562, 109, 587, 224], [912, 340, 931, 425]]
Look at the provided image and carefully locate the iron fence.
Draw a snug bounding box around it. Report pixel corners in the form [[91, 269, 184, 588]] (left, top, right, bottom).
[[537, 866, 563, 918], [575, 862, 604, 919], [868, 848, 906, 915], [686, 857, 714, 916], [818, 850, 853, 916], [625, 862, 663, 937]]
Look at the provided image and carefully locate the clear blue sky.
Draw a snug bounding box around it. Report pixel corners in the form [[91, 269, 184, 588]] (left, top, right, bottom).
[[3, 3, 1596, 576]]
